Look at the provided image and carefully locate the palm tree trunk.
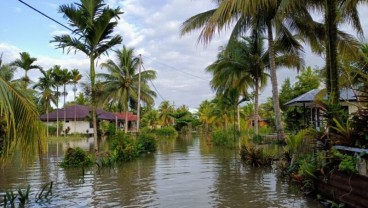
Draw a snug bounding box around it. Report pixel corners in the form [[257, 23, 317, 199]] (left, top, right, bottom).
[[237, 105, 241, 132], [124, 110, 129, 133], [56, 86, 59, 138], [325, 0, 339, 104], [90, 56, 98, 151], [266, 20, 284, 141], [46, 103, 49, 137], [254, 79, 259, 135], [74, 85, 77, 134], [63, 84, 66, 137]]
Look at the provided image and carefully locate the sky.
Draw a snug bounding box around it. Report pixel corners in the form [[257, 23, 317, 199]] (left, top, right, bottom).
[[1, 0, 366, 110]]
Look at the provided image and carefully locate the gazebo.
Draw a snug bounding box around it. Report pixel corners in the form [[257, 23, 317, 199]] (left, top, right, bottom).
[[284, 88, 358, 130]]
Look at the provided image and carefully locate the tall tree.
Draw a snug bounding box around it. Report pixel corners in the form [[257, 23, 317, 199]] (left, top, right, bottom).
[[181, 0, 304, 140], [158, 101, 174, 126], [71, 69, 82, 133], [99, 46, 157, 133], [59, 68, 72, 135], [0, 75, 46, 161], [11, 52, 42, 89], [33, 69, 56, 137], [0, 54, 16, 83], [50, 65, 63, 137], [51, 0, 123, 150]]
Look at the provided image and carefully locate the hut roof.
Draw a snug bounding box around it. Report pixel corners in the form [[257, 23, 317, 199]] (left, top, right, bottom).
[[284, 88, 357, 107]]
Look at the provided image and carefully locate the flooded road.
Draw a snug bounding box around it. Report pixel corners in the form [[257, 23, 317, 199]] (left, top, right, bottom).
[[0, 135, 318, 207]]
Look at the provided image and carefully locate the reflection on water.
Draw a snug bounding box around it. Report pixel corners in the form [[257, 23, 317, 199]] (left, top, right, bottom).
[[0, 135, 318, 207]]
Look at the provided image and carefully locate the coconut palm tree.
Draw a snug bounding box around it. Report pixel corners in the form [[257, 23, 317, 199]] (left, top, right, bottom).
[[180, 0, 305, 140], [0, 54, 16, 83], [11, 52, 42, 89], [158, 101, 174, 126], [283, 0, 366, 101], [198, 100, 216, 134], [0, 75, 46, 161], [33, 69, 56, 137], [99, 46, 157, 133], [51, 0, 122, 150]]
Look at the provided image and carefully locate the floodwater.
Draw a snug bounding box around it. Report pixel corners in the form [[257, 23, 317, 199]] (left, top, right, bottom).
[[0, 134, 319, 207]]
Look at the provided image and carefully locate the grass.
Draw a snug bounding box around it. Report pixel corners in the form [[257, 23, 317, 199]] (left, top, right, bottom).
[[48, 134, 87, 142]]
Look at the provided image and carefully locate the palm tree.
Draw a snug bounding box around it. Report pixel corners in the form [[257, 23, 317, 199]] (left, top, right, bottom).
[[11, 52, 42, 89], [33, 69, 56, 137], [59, 68, 72, 136], [51, 0, 122, 150], [158, 101, 174, 126], [283, 0, 366, 105], [180, 0, 305, 140], [99, 46, 157, 133], [0, 54, 16, 83], [71, 69, 82, 133], [50, 65, 63, 137], [0, 76, 46, 161], [198, 100, 216, 134]]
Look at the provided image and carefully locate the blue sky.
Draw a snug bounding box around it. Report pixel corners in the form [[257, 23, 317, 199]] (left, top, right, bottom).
[[2, 0, 365, 109]]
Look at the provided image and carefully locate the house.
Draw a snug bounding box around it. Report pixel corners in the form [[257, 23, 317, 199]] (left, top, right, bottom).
[[40, 105, 137, 134], [245, 115, 268, 128], [284, 88, 359, 130]]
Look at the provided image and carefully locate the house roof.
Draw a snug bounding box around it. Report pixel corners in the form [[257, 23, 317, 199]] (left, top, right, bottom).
[[40, 105, 119, 121], [115, 112, 138, 121], [284, 88, 357, 107]]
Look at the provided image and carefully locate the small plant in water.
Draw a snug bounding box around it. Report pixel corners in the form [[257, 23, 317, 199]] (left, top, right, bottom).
[[60, 147, 94, 168], [3, 185, 30, 207]]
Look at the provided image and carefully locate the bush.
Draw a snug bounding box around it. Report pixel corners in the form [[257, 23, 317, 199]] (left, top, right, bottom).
[[48, 126, 57, 135], [212, 129, 236, 148], [60, 147, 94, 167], [110, 132, 140, 161], [155, 126, 178, 138], [239, 143, 275, 167], [138, 133, 157, 153]]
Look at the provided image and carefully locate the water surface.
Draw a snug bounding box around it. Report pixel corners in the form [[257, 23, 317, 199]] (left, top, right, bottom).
[[0, 135, 318, 207]]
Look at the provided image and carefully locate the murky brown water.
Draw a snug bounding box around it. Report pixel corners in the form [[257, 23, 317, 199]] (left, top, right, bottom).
[[0, 135, 318, 207]]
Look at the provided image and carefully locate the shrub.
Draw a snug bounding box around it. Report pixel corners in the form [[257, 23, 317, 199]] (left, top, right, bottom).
[[212, 129, 236, 148], [138, 133, 157, 153], [110, 132, 140, 161], [48, 126, 57, 135], [332, 149, 357, 174], [239, 143, 274, 167], [60, 147, 94, 167], [155, 126, 178, 138]]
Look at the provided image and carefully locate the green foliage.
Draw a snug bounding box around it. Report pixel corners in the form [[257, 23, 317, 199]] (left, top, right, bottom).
[[251, 134, 263, 144], [105, 123, 116, 137], [279, 67, 321, 131], [212, 129, 236, 148], [138, 133, 157, 153], [110, 132, 140, 161], [155, 126, 178, 138], [4, 185, 30, 207], [331, 118, 354, 145], [60, 147, 94, 168], [332, 149, 357, 174], [351, 109, 368, 147], [48, 125, 57, 136], [239, 143, 275, 167]]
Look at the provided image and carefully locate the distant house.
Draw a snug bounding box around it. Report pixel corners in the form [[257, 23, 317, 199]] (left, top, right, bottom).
[[245, 115, 268, 128], [284, 88, 359, 130], [39, 105, 137, 134]]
